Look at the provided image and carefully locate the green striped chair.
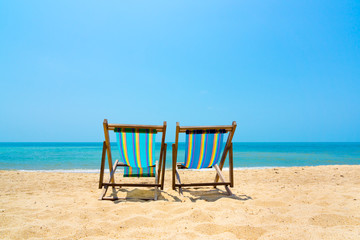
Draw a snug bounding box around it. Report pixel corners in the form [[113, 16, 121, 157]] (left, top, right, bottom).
[[99, 119, 167, 201], [172, 122, 237, 196]]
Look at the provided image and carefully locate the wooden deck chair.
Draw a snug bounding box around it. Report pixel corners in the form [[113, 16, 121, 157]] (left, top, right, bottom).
[[99, 119, 167, 201], [172, 122, 237, 196]]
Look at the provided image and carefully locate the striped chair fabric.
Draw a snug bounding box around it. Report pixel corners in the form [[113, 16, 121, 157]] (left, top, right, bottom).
[[123, 166, 156, 177], [183, 129, 226, 169], [115, 128, 157, 177]]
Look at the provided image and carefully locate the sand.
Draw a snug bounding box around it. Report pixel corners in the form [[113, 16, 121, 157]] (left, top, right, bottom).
[[1, 165, 360, 239]]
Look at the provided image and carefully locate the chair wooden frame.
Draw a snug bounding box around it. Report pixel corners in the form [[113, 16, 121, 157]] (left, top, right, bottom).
[[99, 119, 167, 201], [172, 121, 237, 196]]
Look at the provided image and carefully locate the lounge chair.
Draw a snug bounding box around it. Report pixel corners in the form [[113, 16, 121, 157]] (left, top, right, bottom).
[[99, 119, 167, 200], [172, 122, 237, 196]]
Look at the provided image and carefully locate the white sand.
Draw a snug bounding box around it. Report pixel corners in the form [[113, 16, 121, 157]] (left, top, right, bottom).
[[1, 165, 360, 239]]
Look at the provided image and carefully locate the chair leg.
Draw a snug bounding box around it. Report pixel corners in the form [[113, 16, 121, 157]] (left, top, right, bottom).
[[229, 143, 234, 188], [99, 141, 107, 189], [175, 166, 183, 196], [161, 144, 167, 190], [172, 144, 176, 190], [99, 186, 108, 200], [154, 161, 159, 200], [213, 164, 233, 196], [99, 160, 119, 200]]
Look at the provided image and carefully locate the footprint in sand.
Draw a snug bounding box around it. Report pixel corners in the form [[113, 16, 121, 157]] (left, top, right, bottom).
[[174, 209, 214, 223], [309, 214, 360, 227], [194, 223, 265, 240], [253, 200, 287, 208], [120, 215, 167, 229]]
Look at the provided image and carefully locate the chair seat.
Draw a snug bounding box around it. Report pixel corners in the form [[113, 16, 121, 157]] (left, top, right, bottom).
[[123, 166, 156, 177], [177, 162, 212, 169]]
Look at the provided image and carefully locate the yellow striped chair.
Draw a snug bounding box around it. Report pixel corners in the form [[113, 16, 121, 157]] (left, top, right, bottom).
[[99, 119, 167, 201], [172, 122, 237, 196]]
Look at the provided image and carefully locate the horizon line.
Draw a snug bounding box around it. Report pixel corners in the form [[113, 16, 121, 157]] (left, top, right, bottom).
[[1, 141, 359, 143]]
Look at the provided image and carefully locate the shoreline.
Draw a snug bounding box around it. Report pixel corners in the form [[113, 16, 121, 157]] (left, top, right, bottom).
[[2, 164, 358, 173]]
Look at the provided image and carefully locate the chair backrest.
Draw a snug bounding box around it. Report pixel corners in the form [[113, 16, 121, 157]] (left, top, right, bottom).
[[115, 128, 157, 168], [184, 129, 226, 169], [175, 122, 237, 169], [103, 120, 167, 169]]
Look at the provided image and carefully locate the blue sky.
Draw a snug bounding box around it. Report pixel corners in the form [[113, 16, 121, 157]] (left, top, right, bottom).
[[0, 0, 359, 142]]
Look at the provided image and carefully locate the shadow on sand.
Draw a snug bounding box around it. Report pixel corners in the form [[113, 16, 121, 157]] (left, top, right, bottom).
[[105, 187, 252, 203]]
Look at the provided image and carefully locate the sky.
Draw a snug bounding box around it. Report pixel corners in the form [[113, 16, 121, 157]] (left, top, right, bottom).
[[0, 0, 359, 142]]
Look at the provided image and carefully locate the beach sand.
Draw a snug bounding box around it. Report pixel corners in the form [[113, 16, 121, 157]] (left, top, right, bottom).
[[1, 165, 360, 239]]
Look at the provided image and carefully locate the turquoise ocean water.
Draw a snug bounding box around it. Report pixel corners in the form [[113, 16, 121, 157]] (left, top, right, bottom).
[[0, 142, 359, 172]]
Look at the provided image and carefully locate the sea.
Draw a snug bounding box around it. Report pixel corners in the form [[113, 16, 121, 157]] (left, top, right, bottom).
[[0, 142, 359, 172]]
